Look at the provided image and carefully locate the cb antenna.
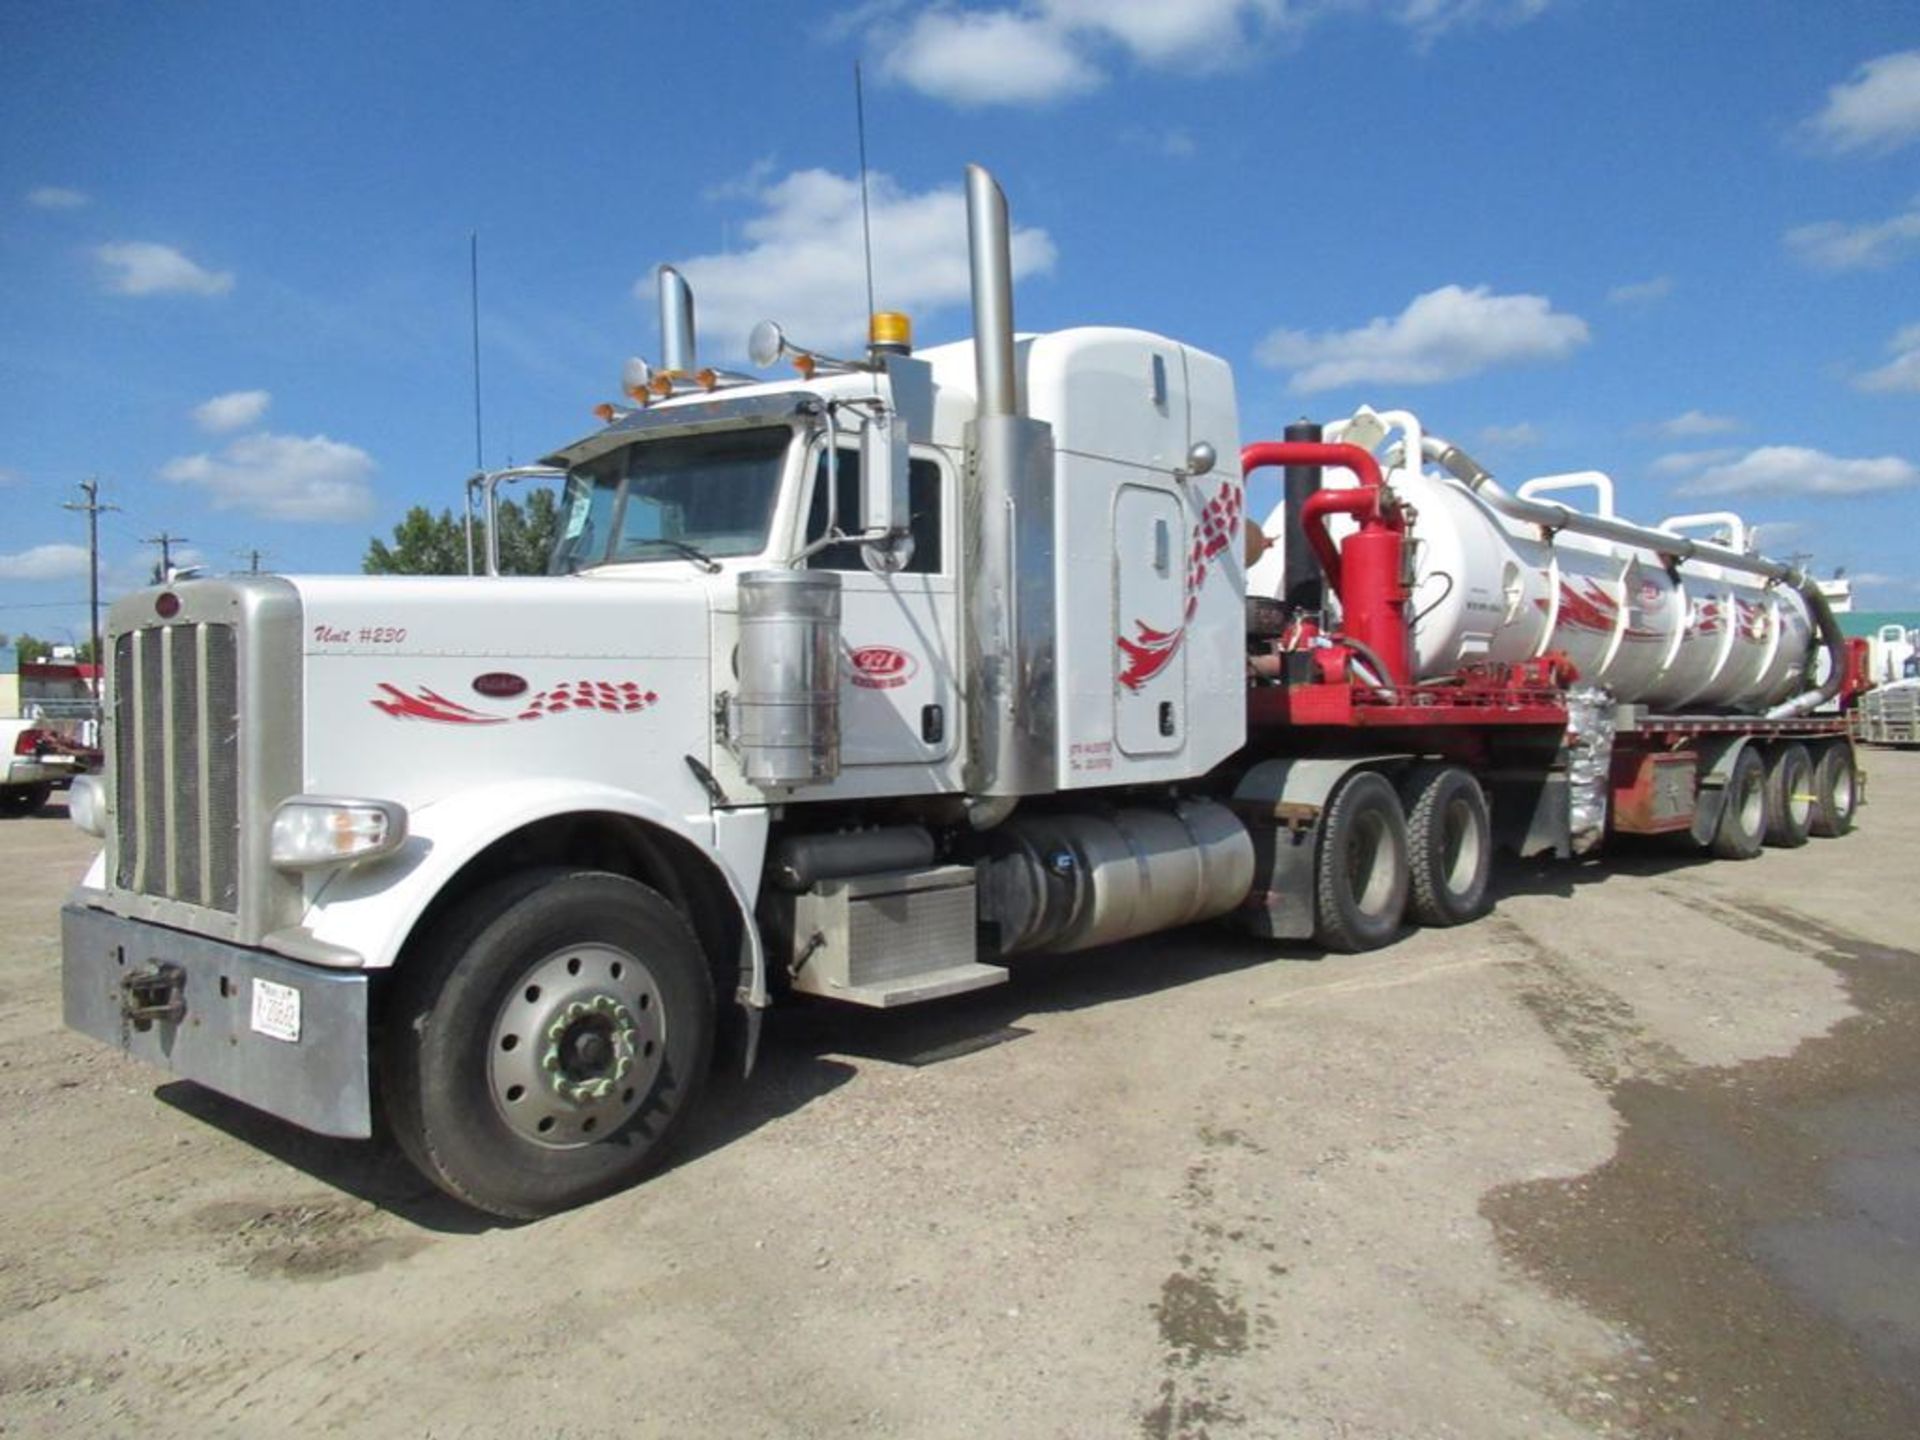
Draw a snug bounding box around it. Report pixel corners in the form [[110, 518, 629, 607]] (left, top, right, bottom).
[[466, 231, 484, 575], [469, 231, 485, 470], [854, 60, 877, 320]]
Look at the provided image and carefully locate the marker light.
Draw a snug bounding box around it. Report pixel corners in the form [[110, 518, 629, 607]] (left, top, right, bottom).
[[270, 797, 407, 870], [594, 403, 618, 424], [68, 774, 106, 838], [869, 311, 912, 352], [621, 356, 654, 401], [696, 368, 719, 392], [792, 352, 817, 380], [649, 372, 676, 398]]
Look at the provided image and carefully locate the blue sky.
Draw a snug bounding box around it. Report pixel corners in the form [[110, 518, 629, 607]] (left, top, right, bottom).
[[3, 0, 1918, 648]]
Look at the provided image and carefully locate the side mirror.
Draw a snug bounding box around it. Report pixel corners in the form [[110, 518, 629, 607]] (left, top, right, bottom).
[[859, 405, 910, 542]]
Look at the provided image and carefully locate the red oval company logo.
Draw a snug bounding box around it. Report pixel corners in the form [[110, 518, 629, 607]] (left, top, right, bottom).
[[849, 646, 917, 690], [472, 672, 529, 699]]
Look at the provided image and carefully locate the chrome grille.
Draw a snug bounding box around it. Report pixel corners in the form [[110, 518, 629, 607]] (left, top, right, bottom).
[[112, 623, 241, 911]]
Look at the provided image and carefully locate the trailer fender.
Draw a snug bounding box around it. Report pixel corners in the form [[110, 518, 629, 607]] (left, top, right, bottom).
[[1687, 734, 1760, 848], [1231, 755, 1410, 939], [294, 780, 770, 1010]]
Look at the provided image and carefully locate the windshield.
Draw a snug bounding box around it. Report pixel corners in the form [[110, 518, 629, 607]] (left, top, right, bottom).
[[549, 425, 793, 575]]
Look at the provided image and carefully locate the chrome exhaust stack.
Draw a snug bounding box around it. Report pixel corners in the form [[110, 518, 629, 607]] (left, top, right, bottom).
[[962, 164, 1057, 802], [658, 265, 697, 375]]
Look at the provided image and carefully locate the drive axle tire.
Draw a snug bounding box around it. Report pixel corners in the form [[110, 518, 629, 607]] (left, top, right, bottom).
[[381, 868, 714, 1220], [1763, 743, 1813, 849], [1401, 765, 1492, 927], [1710, 746, 1767, 860], [1809, 744, 1858, 839], [1313, 770, 1409, 954]]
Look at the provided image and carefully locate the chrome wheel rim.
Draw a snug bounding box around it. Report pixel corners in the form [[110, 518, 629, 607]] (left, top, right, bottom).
[[488, 943, 666, 1149]]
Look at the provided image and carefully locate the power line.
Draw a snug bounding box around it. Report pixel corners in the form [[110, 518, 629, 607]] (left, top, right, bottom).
[[62, 477, 119, 664]]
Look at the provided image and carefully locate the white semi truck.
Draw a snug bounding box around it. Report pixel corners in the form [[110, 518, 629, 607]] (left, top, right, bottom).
[[62, 167, 1866, 1217]]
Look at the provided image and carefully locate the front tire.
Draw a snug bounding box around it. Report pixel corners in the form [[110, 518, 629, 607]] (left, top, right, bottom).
[[381, 869, 714, 1219], [1401, 765, 1492, 927], [1313, 770, 1410, 954]]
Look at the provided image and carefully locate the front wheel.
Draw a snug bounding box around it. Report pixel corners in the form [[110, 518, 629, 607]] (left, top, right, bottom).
[[381, 869, 715, 1219]]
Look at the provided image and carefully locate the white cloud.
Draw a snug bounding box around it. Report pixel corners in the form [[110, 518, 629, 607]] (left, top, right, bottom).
[[1803, 49, 1920, 155], [1393, 0, 1552, 42], [1748, 520, 1804, 552], [1855, 322, 1920, 393], [193, 389, 272, 433], [1657, 409, 1741, 438], [161, 433, 376, 521], [1478, 422, 1539, 448], [27, 186, 87, 209], [0, 466, 23, 489], [1255, 283, 1588, 393], [1784, 199, 1920, 271], [1672, 445, 1918, 498], [879, 8, 1098, 106], [1651, 447, 1740, 477], [1045, 0, 1283, 64], [94, 241, 234, 297], [871, 1, 1553, 106], [666, 168, 1056, 359], [1607, 275, 1672, 306], [0, 543, 89, 581]]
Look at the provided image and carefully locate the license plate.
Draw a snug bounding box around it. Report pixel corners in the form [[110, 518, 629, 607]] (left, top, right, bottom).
[[250, 978, 302, 1043]]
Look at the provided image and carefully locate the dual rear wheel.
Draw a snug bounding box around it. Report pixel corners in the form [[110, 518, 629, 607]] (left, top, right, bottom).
[[1311, 765, 1491, 953]]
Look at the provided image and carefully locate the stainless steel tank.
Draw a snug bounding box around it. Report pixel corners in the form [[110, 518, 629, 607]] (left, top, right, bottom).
[[735, 570, 842, 786]]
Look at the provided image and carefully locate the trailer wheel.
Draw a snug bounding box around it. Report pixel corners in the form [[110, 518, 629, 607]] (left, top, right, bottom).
[[1763, 744, 1813, 849], [1401, 765, 1491, 927], [1313, 771, 1409, 953], [1709, 746, 1767, 860], [381, 868, 714, 1220], [1809, 744, 1858, 838]]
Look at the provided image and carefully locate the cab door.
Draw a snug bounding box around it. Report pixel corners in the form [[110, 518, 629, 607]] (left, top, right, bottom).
[[801, 445, 958, 773]]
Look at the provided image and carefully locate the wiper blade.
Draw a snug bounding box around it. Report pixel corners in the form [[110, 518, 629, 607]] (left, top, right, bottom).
[[632, 538, 721, 573]]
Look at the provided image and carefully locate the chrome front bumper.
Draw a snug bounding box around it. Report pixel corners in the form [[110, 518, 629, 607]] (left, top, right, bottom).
[[61, 903, 371, 1138]]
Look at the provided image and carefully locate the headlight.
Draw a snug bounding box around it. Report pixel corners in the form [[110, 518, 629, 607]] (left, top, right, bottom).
[[270, 797, 408, 870], [68, 774, 107, 838]]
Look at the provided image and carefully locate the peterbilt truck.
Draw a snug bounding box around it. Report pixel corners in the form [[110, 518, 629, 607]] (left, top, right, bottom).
[[62, 166, 1865, 1218]]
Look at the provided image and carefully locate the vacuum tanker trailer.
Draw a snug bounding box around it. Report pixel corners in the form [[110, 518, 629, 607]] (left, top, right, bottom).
[[60, 166, 1868, 1217]]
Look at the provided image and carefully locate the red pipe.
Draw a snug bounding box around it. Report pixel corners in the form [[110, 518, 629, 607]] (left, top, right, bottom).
[[1241, 440, 1411, 687]]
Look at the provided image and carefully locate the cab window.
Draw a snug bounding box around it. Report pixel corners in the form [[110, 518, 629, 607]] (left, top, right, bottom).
[[803, 448, 944, 573]]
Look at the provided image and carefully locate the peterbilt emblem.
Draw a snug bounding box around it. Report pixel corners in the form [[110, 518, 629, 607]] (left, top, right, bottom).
[[473, 672, 529, 699], [849, 646, 917, 690]]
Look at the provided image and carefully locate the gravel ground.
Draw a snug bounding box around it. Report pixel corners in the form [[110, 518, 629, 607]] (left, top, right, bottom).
[[1, 751, 1916, 1439]]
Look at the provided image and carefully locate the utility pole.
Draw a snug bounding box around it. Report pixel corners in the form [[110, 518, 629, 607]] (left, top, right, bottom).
[[62, 477, 118, 667], [234, 547, 270, 574], [142, 531, 191, 584]]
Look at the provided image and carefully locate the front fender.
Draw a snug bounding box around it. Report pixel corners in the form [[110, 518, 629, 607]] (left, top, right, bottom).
[[299, 779, 770, 1006]]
